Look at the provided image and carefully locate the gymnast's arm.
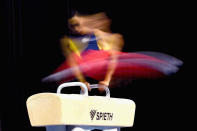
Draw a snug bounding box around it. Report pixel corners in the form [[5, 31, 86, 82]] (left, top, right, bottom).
[[60, 36, 90, 90], [96, 32, 124, 89]]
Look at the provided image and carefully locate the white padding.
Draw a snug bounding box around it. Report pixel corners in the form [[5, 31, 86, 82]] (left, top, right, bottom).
[[26, 93, 135, 127]]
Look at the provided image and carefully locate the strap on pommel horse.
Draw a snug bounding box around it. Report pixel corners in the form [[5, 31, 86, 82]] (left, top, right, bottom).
[[26, 82, 136, 131]]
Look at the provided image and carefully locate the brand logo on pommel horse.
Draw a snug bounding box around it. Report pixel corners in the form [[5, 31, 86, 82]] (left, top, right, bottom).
[[90, 110, 97, 120], [90, 109, 113, 121]]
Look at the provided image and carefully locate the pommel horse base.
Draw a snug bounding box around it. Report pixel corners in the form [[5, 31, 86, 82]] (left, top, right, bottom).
[[26, 82, 136, 131]]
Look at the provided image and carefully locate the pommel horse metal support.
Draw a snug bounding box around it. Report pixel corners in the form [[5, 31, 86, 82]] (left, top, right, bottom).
[[26, 82, 136, 131]]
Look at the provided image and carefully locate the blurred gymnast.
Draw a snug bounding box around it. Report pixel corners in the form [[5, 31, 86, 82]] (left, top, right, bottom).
[[58, 12, 123, 91], [42, 11, 183, 91]]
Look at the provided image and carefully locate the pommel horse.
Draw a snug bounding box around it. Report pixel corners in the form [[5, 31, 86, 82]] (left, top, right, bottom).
[[26, 82, 136, 131]]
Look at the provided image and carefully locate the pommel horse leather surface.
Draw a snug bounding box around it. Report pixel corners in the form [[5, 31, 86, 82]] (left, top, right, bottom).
[[26, 93, 135, 127]]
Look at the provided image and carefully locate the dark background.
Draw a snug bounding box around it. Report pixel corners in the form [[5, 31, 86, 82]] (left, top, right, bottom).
[[1, 0, 192, 130]]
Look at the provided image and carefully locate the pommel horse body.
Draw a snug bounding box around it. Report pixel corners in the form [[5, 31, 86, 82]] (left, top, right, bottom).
[[26, 82, 136, 131]]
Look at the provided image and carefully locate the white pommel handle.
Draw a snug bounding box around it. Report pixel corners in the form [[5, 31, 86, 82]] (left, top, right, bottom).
[[89, 84, 110, 98], [57, 82, 88, 96]]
